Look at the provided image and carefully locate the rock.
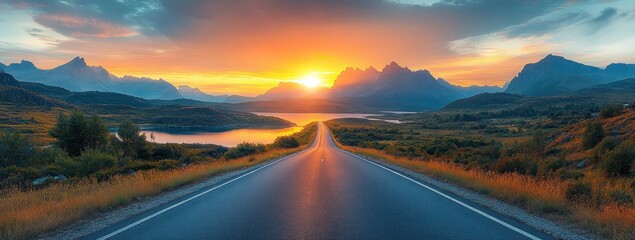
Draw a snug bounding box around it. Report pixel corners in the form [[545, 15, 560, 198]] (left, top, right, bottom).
[[576, 161, 586, 169], [32, 174, 68, 186], [32, 176, 52, 186]]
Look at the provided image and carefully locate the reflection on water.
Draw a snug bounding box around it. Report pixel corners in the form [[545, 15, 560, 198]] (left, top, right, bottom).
[[252, 112, 378, 126], [141, 127, 303, 147], [140, 112, 409, 147]]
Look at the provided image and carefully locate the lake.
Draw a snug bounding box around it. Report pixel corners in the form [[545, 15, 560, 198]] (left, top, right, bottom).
[[140, 112, 409, 146]]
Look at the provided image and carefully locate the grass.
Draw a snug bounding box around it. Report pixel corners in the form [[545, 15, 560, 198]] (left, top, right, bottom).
[[0, 104, 67, 144], [0, 144, 309, 239], [334, 142, 635, 240]]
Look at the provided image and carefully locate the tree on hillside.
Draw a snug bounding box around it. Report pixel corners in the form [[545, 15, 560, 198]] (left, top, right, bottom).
[[49, 110, 109, 156], [583, 120, 605, 149], [117, 120, 149, 159]]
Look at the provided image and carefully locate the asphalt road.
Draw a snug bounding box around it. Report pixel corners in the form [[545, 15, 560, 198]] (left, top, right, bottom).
[[89, 122, 554, 240]]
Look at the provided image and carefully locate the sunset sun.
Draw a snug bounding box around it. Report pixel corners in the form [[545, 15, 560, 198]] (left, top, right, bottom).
[[297, 74, 322, 88]]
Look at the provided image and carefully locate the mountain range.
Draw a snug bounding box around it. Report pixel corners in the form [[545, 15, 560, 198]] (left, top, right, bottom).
[[505, 54, 635, 96], [0, 57, 182, 100], [2, 54, 635, 111]]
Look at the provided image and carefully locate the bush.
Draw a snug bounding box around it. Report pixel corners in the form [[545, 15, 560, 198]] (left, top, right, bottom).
[[199, 145, 228, 159], [273, 136, 300, 148], [566, 181, 593, 203], [0, 131, 35, 167], [583, 120, 604, 149], [493, 155, 537, 175], [0, 166, 42, 188], [156, 159, 179, 170], [601, 141, 635, 177], [116, 121, 149, 159], [599, 104, 624, 118], [49, 110, 109, 156], [57, 150, 117, 177], [224, 142, 266, 160], [609, 189, 634, 205], [152, 143, 186, 160], [35, 148, 70, 166], [593, 137, 618, 161]]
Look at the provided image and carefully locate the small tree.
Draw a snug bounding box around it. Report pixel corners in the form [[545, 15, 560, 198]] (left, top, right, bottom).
[[601, 141, 635, 177], [0, 131, 35, 167], [49, 110, 109, 156], [117, 121, 148, 159], [583, 120, 604, 149]]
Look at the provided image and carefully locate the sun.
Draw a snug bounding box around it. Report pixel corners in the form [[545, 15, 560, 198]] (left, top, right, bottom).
[[297, 74, 322, 88]]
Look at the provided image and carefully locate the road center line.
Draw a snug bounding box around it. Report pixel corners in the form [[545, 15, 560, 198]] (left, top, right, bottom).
[[337, 149, 542, 240]]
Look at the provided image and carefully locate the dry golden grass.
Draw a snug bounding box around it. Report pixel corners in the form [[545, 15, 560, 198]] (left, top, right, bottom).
[[0, 147, 303, 239], [337, 145, 635, 240]]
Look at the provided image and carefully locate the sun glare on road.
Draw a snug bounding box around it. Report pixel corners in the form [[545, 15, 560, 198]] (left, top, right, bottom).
[[297, 74, 322, 88]]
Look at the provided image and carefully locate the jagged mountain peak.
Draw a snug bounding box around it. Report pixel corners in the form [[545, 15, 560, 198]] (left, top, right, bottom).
[[7, 60, 37, 71], [59, 56, 88, 69], [382, 61, 410, 72]]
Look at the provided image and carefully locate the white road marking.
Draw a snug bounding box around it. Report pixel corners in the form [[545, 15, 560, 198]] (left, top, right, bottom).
[[337, 149, 542, 240], [96, 144, 316, 239]]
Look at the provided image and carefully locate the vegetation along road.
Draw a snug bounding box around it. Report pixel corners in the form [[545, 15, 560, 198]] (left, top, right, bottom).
[[88, 122, 554, 240]]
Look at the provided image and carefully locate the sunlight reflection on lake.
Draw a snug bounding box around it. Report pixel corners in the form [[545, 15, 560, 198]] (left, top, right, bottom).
[[139, 112, 407, 147], [141, 127, 303, 147], [252, 112, 379, 126]]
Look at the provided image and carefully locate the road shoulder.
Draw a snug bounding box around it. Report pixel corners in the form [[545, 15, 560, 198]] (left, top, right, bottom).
[[341, 150, 597, 240]]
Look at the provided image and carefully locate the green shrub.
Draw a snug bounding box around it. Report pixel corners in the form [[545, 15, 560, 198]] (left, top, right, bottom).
[[199, 145, 228, 159], [583, 120, 604, 149], [593, 137, 618, 161], [566, 181, 593, 203], [601, 141, 635, 177], [57, 150, 117, 177], [0, 131, 35, 167], [0, 166, 42, 188], [35, 147, 70, 166], [152, 143, 186, 160], [49, 110, 109, 156], [224, 142, 266, 160], [273, 136, 300, 148], [599, 104, 624, 118]]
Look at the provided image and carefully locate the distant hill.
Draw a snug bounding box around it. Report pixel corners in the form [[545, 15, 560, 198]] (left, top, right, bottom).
[[0, 86, 62, 107], [177, 85, 228, 102], [572, 78, 635, 103], [443, 93, 526, 110], [505, 54, 635, 96], [445, 77, 635, 110], [0, 72, 20, 87], [2, 57, 182, 100]]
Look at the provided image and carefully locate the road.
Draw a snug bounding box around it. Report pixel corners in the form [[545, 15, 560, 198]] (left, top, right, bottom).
[[89, 122, 554, 240]]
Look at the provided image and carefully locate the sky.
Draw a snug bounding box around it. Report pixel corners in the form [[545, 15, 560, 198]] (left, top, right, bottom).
[[1, 0, 634, 96]]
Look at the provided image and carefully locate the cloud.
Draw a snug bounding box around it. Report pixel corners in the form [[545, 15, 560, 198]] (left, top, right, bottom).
[[4, 0, 634, 93], [33, 14, 138, 38], [587, 7, 618, 24]]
